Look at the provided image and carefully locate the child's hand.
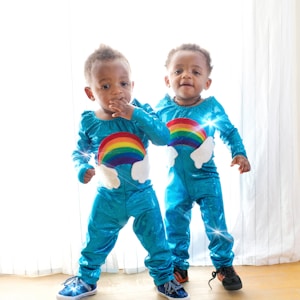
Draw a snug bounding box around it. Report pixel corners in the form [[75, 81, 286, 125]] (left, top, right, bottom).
[[231, 155, 251, 174], [109, 98, 134, 120], [83, 168, 96, 183]]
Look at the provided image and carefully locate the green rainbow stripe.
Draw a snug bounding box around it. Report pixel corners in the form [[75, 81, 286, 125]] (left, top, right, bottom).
[[97, 132, 146, 167], [167, 118, 207, 148]]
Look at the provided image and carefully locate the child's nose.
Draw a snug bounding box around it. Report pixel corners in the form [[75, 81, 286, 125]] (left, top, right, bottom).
[[182, 70, 191, 78], [111, 85, 123, 95]]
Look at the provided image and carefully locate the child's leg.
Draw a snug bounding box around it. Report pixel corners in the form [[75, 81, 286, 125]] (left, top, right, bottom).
[[164, 185, 192, 271], [130, 188, 174, 286], [78, 191, 127, 284], [198, 178, 234, 269]]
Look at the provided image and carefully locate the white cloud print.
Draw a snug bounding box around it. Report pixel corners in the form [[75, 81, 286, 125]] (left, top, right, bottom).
[[131, 154, 150, 183], [165, 146, 179, 168], [190, 136, 214, 169], [96, 164, 120, 189]]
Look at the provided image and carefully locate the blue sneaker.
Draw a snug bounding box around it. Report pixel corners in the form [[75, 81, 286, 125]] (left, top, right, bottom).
[[157, 279, 190, 299], [56, 276, 97, 300]]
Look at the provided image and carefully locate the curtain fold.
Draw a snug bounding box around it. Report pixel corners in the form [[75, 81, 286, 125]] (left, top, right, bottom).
[[0, 0, 299, 276]]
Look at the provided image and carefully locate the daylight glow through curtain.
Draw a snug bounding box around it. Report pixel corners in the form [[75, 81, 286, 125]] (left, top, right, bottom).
[[0, 0, 299, 276]]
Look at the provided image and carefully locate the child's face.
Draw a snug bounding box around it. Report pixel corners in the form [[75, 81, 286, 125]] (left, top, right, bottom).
[[165, 50, 211, 101], [85, 59, 133, 116]]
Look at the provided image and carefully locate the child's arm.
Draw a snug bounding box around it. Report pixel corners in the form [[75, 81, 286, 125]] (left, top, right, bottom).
[[212, 98, 250, 172], [72, 112, 95, 183], [130, 99, 170, 145], [109, 98, 170, 145]]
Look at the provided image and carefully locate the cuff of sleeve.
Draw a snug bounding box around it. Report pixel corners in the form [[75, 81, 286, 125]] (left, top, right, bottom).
[[78, 164, 94, 183], [233, 152, 247, 159]]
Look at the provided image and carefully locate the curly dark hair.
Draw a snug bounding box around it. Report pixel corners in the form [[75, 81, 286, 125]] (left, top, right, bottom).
[[165, 43, 213, 75], [84, 44, 131, 84]]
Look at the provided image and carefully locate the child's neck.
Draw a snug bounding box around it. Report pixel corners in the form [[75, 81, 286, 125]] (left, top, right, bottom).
[[174, 96, 202, 107], [95, 109, 114, 120]]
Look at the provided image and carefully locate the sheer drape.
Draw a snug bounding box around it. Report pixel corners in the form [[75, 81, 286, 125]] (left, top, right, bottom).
[[0, 0, 299, 276]]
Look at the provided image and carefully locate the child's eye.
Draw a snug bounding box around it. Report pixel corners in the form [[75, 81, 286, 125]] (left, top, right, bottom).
[[101, 84, 110, 90], [174, 69, 182, 75], [121, 81, 130, 87], [193, 71, 201, 75]]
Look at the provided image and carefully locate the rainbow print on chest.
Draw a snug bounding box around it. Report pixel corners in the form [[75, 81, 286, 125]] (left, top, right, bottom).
[[98, 132, 146, 168], [167, 118, 207, 148]]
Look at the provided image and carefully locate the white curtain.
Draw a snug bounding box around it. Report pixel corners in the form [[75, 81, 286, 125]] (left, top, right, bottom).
[[0, 0, 299, 276]]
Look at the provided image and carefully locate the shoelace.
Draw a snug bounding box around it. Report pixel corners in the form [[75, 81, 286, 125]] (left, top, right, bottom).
[[208, 267, 236, 290], [208, 270, 218, 289], [164, 279, 183, 294], [62, 276, 93, 291]]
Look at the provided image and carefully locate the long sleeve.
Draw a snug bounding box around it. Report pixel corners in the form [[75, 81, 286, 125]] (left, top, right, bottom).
[[131, 99, 170, 146], [213, 101, 247, 158], [72, 112, 95, 183]]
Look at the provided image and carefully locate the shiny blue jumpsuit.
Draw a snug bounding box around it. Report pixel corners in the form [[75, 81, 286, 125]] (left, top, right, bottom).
[[156, 94, 248, 270], [72, 99, 174, 286]]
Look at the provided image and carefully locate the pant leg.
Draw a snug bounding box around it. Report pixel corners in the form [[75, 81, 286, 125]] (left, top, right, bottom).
[[129, 187, 174, 286], [78, 189, 128, 284], [197, 178, 234, 269], [164, 180, 192, 271]]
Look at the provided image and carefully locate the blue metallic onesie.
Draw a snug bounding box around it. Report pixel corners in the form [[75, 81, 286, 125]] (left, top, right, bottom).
[[156, 94, 247, 271], [72, 99, 174, 286]]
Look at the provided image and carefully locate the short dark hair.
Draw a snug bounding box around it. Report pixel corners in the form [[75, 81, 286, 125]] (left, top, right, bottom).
[[84, 44, 131, 84], [165, 43, 213, 75]]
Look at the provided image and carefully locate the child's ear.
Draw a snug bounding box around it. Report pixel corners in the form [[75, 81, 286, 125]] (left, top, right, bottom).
[[204, 78, 212, 90], [164, 76, 171, 87], [84, 87, 95, 100]]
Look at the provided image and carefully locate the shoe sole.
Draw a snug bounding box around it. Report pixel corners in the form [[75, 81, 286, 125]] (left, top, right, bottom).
[[56, 289, 97, 300], [157, 289, 190, 300], [223, 283, 243, 291]]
